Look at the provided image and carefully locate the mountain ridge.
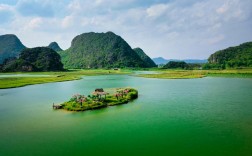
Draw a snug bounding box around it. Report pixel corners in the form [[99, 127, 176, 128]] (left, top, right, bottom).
[[1, 47, 64, 72], [152, 57, 207, 65], [0, 34, 26, 63], [47, 42, 63, 51], [205, 41, 252, 69], [60, 32, 148, 68], [133, 47, 156, 67]]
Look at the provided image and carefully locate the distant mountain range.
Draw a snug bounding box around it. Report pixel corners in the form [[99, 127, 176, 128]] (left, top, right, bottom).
[[0, 34, 63, 64], [0, 32, 155, 69], [1, 32, 251, 70], [152, 57, 207, 65]]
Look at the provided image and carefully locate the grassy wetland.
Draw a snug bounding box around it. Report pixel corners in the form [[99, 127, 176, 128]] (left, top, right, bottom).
[[1, 68, 252, 89], [0, 69, 131, 89], [136, 68, 252, 79]]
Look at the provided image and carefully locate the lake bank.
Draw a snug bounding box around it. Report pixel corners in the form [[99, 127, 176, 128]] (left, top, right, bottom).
[[136, 69, 252, 79], [1, 69, 252, 89]]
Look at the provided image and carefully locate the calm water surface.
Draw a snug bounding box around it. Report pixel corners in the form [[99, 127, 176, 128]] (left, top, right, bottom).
[[0, 75, 252, 156]]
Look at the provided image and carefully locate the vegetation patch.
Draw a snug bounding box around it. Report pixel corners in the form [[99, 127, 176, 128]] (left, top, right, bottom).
[[162, 61, 202, 70], [58, 88, 138, 111], [137, 70, 206, 79], [136, 69, 252, 79], [0, 69, 132, 89], [206, 69, 252, 78]]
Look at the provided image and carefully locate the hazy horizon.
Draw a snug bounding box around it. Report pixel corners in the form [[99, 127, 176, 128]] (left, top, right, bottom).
[[0, 0, 252, 59]]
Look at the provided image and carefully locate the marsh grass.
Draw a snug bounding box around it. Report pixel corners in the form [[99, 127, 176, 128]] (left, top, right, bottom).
[[205, 69, 252, 78], [1, 69, 252, 89], [0, 69, 131, 89], [136, 69, 252, 79]]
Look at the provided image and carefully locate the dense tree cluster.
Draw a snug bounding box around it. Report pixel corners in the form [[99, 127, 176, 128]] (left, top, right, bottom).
[[162, 61, 202, 70], [163, 61, 188, 69], [0, 47, 64, 72]]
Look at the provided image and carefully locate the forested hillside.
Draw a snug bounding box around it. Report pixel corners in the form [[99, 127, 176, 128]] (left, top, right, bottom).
[[1, 47, 64, 72], [60, 32, 147, 68], [0, 34, 26, 63], [133, 48, 156, 68], [205, 42, 252, 69]]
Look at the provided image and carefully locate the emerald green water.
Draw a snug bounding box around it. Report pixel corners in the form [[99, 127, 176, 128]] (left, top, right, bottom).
[[0, 75, 252, 156]]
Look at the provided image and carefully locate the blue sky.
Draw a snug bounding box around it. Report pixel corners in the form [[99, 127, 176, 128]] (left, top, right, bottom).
[[0, 0, 252, 59]]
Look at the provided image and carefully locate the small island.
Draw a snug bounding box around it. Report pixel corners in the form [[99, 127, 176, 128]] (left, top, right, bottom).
[[55, 88, 138, 111]]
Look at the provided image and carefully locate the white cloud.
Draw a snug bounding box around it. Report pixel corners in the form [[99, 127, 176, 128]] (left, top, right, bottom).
[[62, 15, 75, 28], [0, 0, 252, 59], [146, 3, 169, 18], [208, 34, 225, 45], [0, 4, 12, 11], [67, 0, 81, 12], [93, 0, 136, 8], [0, 4, 14, 24], [216, 3, 229, 14], [26, 17, 43, 29]]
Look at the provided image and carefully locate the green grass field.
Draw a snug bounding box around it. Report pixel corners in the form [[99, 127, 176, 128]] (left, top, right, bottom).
[[0, 69, 131, 89], [136, 68, 252, 79]]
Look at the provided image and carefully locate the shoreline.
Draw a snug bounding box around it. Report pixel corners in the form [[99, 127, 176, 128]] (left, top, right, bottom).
[[1, 69, 252, 89], [0, 69, 131, 89], [135, 69, 252, 79]]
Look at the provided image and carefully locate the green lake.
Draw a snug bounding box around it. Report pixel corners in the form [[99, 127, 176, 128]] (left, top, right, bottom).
[[0, 75, 252, 156]]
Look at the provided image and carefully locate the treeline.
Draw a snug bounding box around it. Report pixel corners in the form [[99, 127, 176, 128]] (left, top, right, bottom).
[[162, 61, 202, 70]]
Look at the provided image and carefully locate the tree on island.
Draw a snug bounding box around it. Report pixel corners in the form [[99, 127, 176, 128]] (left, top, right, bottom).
[[92, 88, 108, 101]]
